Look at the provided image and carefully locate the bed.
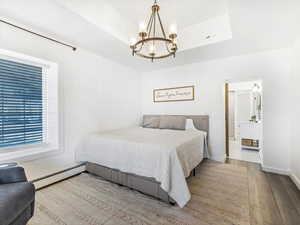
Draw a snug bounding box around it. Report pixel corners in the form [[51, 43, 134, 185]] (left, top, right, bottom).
[[76, 115, 209, 208]]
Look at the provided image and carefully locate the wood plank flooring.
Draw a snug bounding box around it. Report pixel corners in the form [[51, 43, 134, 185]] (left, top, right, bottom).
[[28, 159, 300, 225], [227, 159, 300, 225]]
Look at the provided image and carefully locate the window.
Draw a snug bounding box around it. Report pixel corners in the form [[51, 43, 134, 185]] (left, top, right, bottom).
[[0, 49, 59, 159], [0, 58, 44, 148]]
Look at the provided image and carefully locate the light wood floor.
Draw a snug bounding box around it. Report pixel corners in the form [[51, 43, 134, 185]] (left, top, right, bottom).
[[28, 159, 300, 225], [227, 159, 300, 225]]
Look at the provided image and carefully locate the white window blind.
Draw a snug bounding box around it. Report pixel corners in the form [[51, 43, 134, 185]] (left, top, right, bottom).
[[0, 57, 50, 149]]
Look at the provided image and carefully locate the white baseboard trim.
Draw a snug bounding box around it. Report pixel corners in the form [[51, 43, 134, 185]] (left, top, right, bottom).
[[228, 156, 260, 164], [33, 165, 86, 189], [239, 162, 300, 190], [262, 166, 290, 176], [290, 173, 300, 190], [210, 154, 226, 163]]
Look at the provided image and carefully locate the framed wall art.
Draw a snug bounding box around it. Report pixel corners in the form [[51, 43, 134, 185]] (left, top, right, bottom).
[[153, 86, 195, 102]]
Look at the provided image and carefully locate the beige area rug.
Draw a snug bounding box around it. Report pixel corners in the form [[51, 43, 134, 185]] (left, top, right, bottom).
[[28, 160, 250, 225]]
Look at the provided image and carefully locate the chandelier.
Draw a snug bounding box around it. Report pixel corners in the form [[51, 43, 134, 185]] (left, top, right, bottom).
[[130, 0, 178, 62]]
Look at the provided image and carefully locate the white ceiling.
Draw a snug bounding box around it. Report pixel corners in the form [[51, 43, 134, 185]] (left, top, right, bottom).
[[56, 0, 232, 51], [0, 0, 299, 72], [107, 0, 228, 29]]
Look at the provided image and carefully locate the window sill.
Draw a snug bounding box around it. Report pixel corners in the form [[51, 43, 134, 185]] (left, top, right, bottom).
[[0, 144, 62, 163]]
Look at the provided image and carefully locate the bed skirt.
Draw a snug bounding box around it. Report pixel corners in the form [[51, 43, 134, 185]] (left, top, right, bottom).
[[86, 162, 176, 204]]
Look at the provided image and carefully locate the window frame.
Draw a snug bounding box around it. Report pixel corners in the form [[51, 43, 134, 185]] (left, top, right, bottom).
[[0, 49, 60, 162]]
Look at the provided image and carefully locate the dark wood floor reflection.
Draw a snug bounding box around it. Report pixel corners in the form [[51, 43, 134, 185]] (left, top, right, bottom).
[[226, 159, 300, 225]]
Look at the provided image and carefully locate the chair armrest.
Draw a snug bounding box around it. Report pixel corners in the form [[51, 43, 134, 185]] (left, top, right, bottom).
[[0, 166, 27, 184]]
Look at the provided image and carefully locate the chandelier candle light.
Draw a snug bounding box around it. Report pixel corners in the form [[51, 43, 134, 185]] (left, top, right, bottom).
[[130, 0, 178, 62]]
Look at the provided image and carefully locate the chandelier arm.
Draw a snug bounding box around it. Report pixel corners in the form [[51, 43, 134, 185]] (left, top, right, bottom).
[[135, 42, 144, 53], [157, 12, 167, 39], [153, 11, 156, 43], [146, 11, 154, 34], [148, 12, 154, 38], [165, 42, 172, 53]]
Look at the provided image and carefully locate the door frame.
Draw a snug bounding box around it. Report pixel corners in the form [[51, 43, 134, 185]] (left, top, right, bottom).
[[225, 83, 229, 157], [224, 79, 264, 162]]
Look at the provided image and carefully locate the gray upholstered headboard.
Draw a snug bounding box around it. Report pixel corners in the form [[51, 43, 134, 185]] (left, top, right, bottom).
[[143, 115, 209, 134]]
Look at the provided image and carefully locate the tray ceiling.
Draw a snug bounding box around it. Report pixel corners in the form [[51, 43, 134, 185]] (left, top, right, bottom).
[[0, 0, 299, 71]]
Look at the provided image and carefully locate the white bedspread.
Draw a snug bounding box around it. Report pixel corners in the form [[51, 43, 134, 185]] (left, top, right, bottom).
[[75, 127, 208, 208]]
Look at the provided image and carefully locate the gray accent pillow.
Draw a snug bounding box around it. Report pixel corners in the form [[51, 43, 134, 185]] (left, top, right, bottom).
[[142, 115, 160, 128], [159, 116, 186, 130]]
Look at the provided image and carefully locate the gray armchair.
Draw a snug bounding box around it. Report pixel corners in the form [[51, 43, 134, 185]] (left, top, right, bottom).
[[0, 165, 35, 225]]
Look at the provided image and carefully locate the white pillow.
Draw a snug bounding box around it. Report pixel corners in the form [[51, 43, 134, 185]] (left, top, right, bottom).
[[185, 119, 197, 130]]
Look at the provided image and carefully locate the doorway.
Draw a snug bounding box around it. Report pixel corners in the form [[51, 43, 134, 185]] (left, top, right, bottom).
[[225, 81, 263, 163]]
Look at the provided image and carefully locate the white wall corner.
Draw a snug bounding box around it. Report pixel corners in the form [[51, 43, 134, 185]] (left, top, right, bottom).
[[258, 164, 300, 191], [261, 165, 290, 176], [290, 173, 300, 190]]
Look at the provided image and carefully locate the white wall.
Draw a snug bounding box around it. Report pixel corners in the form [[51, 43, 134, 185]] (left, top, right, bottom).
[[0, 20, 296, 179], [0, 22, 141, 162], [142, 48, 291, 172], [290, 39, 300, 188]]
